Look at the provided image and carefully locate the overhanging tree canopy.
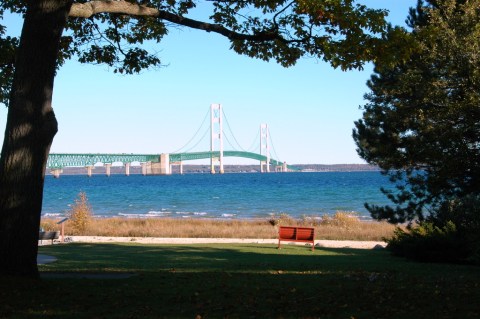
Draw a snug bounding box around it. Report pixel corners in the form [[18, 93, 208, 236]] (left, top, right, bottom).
[[1, 0, 412, 105], [0, 0, 410, 278]]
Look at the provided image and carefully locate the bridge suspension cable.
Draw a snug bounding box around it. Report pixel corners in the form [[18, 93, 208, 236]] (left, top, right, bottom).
[[222, 133, 239, 151], [182, 125, 211, 153], [221, 109, 247, 152], [268, 127, 282, 163], [246, 130, 260, 153], [172, 108, 210, 153]]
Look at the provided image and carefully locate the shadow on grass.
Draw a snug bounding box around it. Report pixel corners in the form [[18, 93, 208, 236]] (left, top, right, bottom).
[[0, 243, 478, 319], [39, 242, 478, 275], [39, 243, 390, 274]]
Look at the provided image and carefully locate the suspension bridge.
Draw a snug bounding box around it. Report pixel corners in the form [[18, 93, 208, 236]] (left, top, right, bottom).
[[47, 104, 293, 177]]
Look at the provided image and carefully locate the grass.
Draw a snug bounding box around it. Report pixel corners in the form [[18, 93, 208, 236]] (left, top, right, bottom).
[[1, 243, 479, 318], [41, 212, 396, 241]]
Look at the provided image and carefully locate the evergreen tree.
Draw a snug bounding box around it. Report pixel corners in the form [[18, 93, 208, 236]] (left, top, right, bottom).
[[353, 0, 480, 224]]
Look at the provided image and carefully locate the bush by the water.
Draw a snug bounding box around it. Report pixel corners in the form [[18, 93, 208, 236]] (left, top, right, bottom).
[[435, 195, 480, 233], [67, 192, 93, 234], [386, 222, 470, 263], [386, 221, 480, 264], [386, 195, 480, 265]]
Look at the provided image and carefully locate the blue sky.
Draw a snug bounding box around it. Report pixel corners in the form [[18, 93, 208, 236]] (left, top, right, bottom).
[[1, 1, 417, 165]]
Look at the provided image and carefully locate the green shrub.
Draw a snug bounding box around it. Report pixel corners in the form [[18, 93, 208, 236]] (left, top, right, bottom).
[[435, 195, 480, 264], [434, 194, 480, 232], [386, 194, 480, 265], [386, 221, 473, 264]]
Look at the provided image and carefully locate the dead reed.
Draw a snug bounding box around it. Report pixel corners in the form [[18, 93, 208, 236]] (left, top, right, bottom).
[[41, 212, 396, 241]]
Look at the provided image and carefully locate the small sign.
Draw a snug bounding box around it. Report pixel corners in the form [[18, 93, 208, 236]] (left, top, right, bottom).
[[57, 217, 69, 224]]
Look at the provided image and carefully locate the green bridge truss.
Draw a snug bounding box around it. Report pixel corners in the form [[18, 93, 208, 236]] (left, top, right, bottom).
[[47, 153, 159, 169], [47, 152, 295, 170]]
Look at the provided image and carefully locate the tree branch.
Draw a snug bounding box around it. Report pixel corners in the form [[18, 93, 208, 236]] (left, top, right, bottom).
[[69, 0, 159, 18], [69, 0, 285, 42]]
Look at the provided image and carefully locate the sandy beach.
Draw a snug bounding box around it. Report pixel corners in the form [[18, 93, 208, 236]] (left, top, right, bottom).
[[66, 236, 387, 249]]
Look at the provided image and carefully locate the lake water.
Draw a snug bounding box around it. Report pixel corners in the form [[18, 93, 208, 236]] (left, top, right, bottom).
[[42, 171, 392, 221]]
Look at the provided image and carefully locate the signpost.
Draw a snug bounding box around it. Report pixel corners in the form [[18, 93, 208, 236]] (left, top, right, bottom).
[[56, 217, 69, 243]]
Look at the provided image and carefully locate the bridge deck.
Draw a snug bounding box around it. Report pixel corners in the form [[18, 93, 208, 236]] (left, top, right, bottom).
[[47, 152, 292, 170]]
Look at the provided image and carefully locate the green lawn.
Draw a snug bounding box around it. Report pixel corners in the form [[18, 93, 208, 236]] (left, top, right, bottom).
[[1, 243, 479, 318]]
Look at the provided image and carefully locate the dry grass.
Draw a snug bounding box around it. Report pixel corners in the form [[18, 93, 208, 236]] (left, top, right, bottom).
[[41, 212, 396, 241]]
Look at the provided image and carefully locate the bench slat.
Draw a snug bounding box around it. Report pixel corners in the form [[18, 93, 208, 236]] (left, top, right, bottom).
[[279, 227, 296, 239], [278, 226, 315, 251]]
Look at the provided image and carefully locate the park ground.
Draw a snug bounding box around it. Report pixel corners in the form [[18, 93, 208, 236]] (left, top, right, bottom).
[[1, 242, 479, 318]]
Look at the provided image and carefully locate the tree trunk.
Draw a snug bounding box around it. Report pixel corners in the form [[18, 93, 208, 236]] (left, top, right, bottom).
[[0, 0, 72, 278]]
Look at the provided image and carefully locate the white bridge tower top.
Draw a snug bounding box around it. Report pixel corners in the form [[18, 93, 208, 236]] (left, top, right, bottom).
[[210, 103, 224, 174], [260, 123, 270, 172]]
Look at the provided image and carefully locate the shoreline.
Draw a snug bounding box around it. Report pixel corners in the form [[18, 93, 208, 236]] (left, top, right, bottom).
[[42, 213, 376, 222], [40, 208, 376, 222]]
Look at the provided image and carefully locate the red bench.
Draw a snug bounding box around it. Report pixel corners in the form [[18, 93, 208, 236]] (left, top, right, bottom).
[[278, 226, 315, 251]]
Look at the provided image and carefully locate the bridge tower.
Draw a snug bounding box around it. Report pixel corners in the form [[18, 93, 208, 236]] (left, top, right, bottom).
[[260, 124, 270, 172], [210, 103, 224, 174]]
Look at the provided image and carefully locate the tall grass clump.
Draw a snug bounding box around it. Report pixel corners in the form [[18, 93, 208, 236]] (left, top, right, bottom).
[[67, 192, 93, 235], [320, 212, 361, 229], [40, 219, 58, 232], [268, 213, 296, 226]]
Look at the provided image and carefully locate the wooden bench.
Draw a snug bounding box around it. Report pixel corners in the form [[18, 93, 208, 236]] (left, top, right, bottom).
[[278, 226, 315, 251], [39, 231, 60, 245]]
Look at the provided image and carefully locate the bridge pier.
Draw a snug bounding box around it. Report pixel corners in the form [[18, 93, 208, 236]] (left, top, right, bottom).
[[141, 162, 149, 176], [160, 153, 171, 175], [51, 169, 62, 178], [275, 162, 289, 172], [86, 165, 94, 177], [105, 163, 112, 177], [169, 161, 183, 174], [125, 163, 131, 176], [260, 161, 270, 173], [210, 158, 225, 174], [210, 159, 215, 174], [149, 154, 171, 175]]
